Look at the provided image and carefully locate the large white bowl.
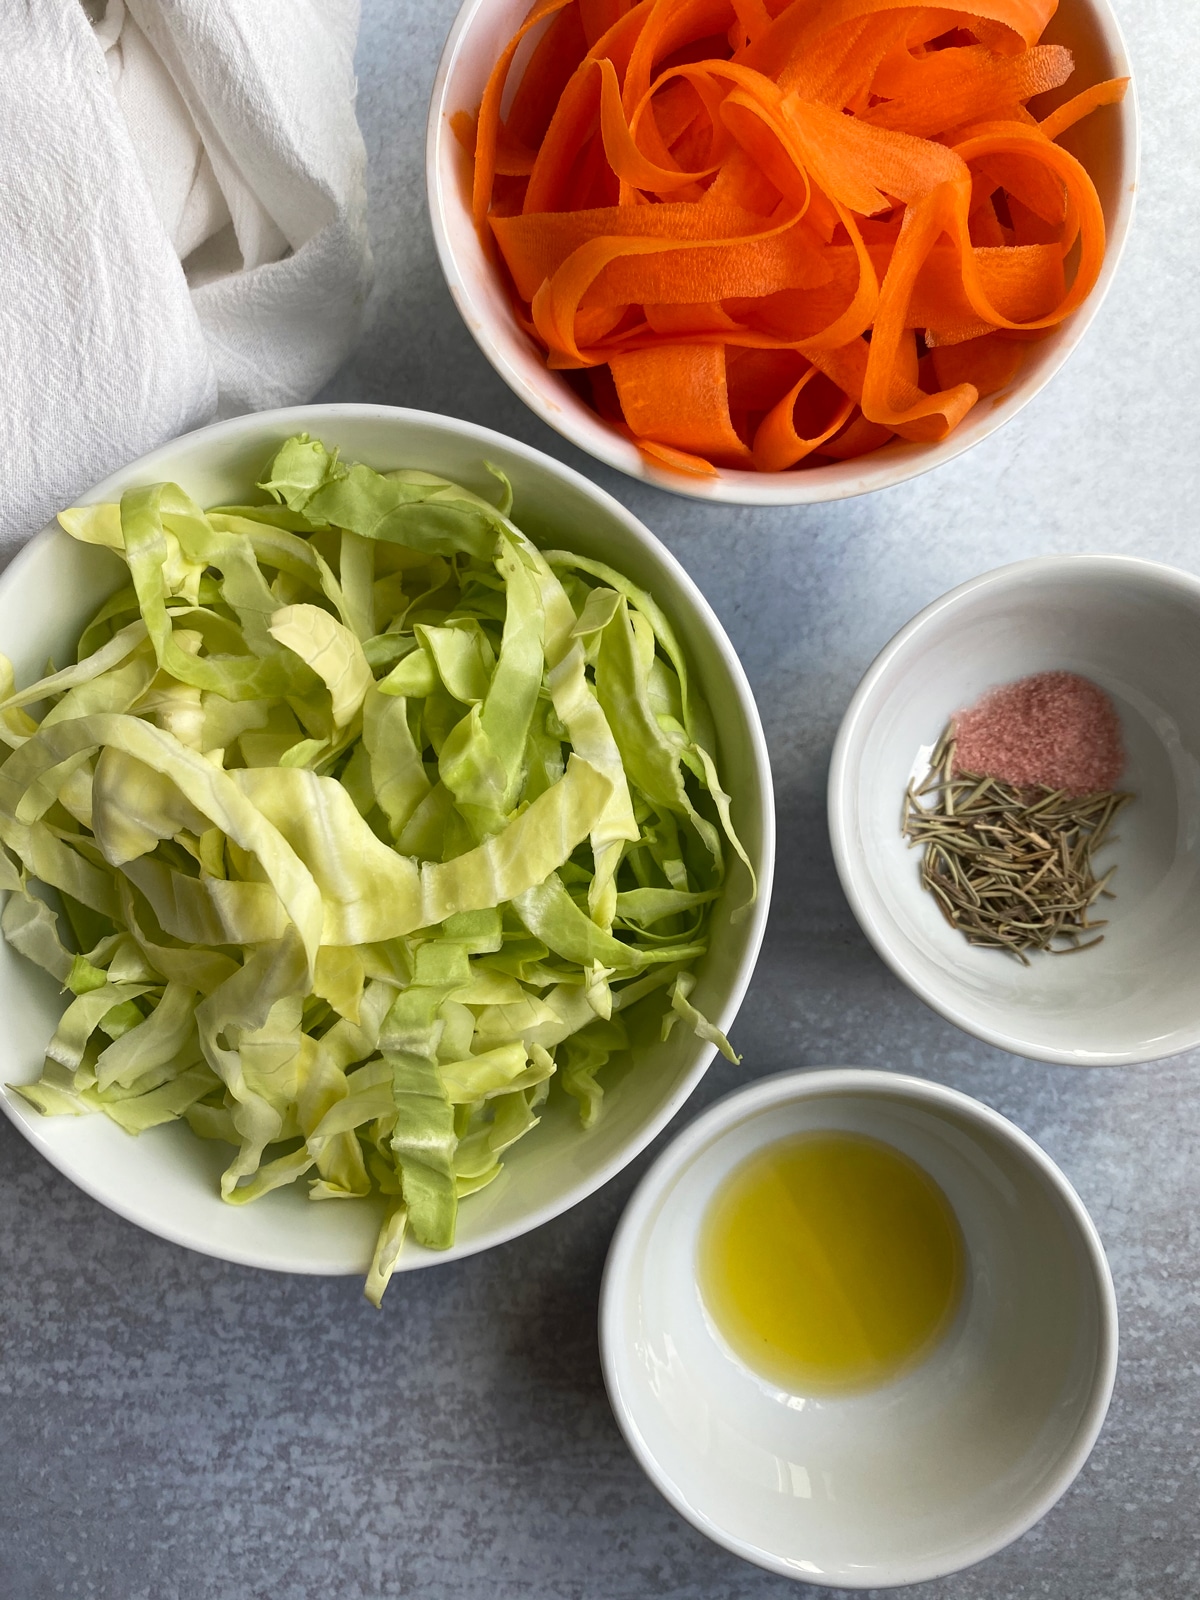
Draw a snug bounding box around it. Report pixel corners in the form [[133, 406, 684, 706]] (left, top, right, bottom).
[[427, 0, 1138, 505], [829, 555, 1200, 1066], [0, 404, 774, 1275], [600, 1069, 1117, 1588]]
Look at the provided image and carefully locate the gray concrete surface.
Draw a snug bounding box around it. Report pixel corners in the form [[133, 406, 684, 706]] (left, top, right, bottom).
[[1, 0, 1197, 1595]]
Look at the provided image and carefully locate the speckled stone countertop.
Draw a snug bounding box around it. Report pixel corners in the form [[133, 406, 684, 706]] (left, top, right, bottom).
[[1, 2, 1197, 1597]]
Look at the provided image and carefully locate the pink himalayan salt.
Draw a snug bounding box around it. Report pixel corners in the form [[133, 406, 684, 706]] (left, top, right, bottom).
[[952, 671, 1124, 796]]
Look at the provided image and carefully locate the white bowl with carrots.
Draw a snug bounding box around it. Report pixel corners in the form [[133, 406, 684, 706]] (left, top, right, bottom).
[[427, 0, 1138, 504]]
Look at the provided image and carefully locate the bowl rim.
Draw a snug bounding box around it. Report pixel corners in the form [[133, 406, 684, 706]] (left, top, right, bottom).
[[0, 400, 776, 1273], [598, 1065, 1119, 1589], [827, 552, 1200, 1067], [425, 0, 1141, 507]]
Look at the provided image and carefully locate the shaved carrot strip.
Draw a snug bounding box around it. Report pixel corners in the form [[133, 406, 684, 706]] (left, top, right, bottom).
[[781, 15, 886, 103], [819, 410, 895, 459], [624, 0, 737, 115], [726, 346, 809, 409], [955, 131, 1106, 326], [742, 0, 1057, 83], [473, 0, 575, 230], [647, 300, 745, 333], [610, 344, 754, 463], [736, 238, 1062, 336], [731, 0, 773, 45], [863, 181, 979, 440], [465, 0, 1126, 474], [1040, 76, 1129, 142], [641, 77, 715, 154], [867, 44, 1074, 139], [598, 57, 721, 189], [575, 304, 635, 345], [492, 201, 769, 297], [969, 191, 1009, 247], [583, 225, 834, 305], [578, 0, 631, 46], [529, 226, 765, 360], [913, 241, 1066, 328], [782, 96, 970, 208], [702, 141, 791, 213], [719, 90, 814, 210], [638, 438, 721, 474], [633, 65, 738, 182], [523, 69, 604, 215], [450, 110, 477, 155], [524, 1, 653, 213], [976, 151, 1066, 225], [930, 329, 1025, 395], [588, 361, 626, 421], [753, 365, 855, 468], [506, 7, 589, 149], [809, 337, 869, 397], [560, 130, 619, 209]]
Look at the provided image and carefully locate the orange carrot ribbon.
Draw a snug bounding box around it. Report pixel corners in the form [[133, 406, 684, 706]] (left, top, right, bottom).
[[466, 0, 1127, 473]]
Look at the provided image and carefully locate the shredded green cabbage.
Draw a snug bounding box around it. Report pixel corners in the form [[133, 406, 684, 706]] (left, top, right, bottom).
[[0, 435, 752, 1303]]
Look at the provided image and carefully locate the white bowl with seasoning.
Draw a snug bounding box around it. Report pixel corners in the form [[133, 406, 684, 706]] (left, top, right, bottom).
[[600, 1069, 1118, 1590], [0, 403, 773, 1276], [427, 0, 1138, 505], [829, 555, 1200, 1066]]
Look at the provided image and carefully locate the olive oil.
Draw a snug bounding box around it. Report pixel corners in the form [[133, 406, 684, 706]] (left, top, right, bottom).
[[699, 1131, 964, 1394]]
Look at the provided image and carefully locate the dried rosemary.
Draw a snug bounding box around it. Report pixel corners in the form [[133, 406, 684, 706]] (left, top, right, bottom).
[[902, 726, 1133, 964]]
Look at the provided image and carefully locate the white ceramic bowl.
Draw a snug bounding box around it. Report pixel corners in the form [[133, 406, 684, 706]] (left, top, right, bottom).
[[0, 403, 774, 1274], [600, 1068, 1117, 1589], [427, 0, 1138, 505], [829, 555, 1200, 1066]]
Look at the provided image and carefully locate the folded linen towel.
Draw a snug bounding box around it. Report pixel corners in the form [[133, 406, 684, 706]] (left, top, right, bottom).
[[0, 0, 372, 556]]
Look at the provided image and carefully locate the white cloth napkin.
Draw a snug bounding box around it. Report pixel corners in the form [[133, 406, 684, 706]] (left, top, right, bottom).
[[0, 0, 372, 556]]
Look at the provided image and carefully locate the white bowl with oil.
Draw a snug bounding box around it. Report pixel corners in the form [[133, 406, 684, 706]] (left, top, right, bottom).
[[829, 555, 1200, 1066], [599, 1069, 1117, 1590]]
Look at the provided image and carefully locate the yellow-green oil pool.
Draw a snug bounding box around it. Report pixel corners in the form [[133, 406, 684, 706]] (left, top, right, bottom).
[[699, 1131, 965, 1394]]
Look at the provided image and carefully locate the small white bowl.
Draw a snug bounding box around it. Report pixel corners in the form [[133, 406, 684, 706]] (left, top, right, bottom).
[[829, 555, 1200, 1066], [427, 0, 1138, 505], [600, 1069, 1117, 1590], [0, 403, 774, 1275]]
